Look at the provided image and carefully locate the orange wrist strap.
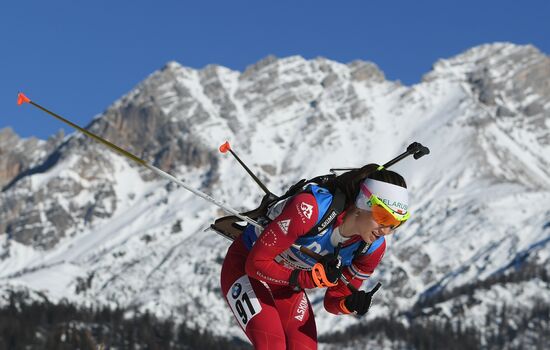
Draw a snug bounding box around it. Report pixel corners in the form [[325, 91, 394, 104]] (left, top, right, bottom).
[[311, 263, 338, 288], [339, 299, 352, 314]]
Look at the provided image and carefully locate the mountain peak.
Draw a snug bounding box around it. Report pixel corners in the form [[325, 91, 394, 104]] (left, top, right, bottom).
[[424, 42, 547, 81], [162, 60, 184, 72], [453, 42, 541, 64], [0, 127, 18, 141], [241, 54, 279, 78], [347, 60, 385, 82]]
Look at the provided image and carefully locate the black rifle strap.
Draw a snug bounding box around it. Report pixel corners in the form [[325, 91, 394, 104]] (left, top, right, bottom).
[[303, 187, 347, 237], [352, 241, 369, 260]]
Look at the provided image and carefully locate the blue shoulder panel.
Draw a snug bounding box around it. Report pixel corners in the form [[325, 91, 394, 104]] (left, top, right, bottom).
[[308, 184, 333, 224], [365, 237, 385, 255]]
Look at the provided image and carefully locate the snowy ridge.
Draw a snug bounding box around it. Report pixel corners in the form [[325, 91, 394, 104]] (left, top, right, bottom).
[[1, 42, 549, 345]]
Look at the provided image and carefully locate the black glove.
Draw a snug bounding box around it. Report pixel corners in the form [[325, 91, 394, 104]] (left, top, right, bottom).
[[310, 243, 343, 287], [344, 283, 382, 316]]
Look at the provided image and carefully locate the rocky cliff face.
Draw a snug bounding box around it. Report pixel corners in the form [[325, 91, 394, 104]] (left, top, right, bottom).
[[0, 128, 65, 189], [1, 42, 549, 347]]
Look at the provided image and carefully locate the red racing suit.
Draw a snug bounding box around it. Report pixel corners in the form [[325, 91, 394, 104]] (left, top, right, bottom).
[[220, 192, 386, 349]]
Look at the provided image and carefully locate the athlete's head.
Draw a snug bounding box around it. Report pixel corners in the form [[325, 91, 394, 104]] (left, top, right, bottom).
[[337, 164, 409, 243]]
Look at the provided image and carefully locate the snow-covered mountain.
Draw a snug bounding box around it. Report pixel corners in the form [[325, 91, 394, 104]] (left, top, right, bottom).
[[1, 42, 549, 348]]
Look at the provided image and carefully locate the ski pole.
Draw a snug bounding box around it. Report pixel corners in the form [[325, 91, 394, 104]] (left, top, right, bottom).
[[330, 142, 430, 174], [219, 141, 277, 200], [16, 92, 263, 229], [379, 142, 430, 170]]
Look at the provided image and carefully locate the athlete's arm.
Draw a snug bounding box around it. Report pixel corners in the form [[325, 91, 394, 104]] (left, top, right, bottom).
[[245, 193, 320, 288], [323, 239, 386, 314]]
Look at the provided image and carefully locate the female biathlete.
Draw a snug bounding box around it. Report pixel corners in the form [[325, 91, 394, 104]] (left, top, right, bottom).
[[220, 163, 410, 349]]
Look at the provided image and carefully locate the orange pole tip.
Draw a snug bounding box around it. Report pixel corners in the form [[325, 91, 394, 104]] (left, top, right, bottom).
[[17, 92, 31, 106], [219, 141, 231, 153]]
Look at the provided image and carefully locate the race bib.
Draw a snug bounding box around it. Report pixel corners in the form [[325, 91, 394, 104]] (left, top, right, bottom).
[[226, 275, 262, 329]]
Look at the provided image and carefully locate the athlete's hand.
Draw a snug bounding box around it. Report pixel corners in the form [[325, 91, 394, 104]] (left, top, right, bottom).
[[289, 244, 343, 289], [343, 283, 382, 316], [312, 244, 343, 287]]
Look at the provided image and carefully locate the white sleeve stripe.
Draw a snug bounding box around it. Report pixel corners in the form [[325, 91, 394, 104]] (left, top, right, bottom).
[[347, 264, 371, 280]]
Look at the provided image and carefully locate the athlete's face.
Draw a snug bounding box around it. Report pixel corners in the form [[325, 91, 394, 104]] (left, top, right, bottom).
[[342, 207, 393, 243]]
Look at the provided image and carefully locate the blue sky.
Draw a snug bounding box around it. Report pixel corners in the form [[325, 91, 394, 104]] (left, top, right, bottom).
[[1, 1, 548, 139]]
